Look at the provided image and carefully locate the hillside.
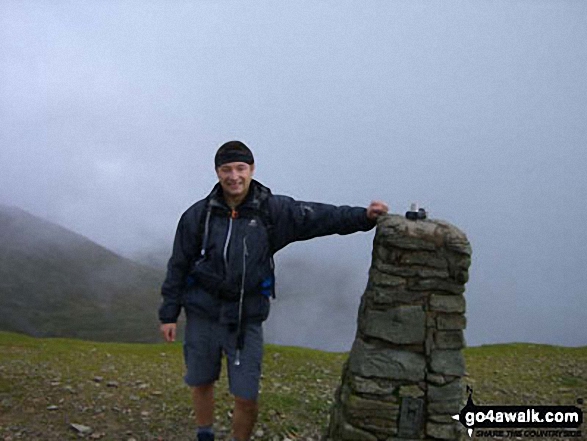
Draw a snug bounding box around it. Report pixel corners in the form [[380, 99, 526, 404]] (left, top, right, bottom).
[[0, 205, 166, 343], [0, 332, 585, 440]]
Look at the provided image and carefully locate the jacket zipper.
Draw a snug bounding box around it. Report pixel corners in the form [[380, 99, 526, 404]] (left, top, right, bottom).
[[235, 235, 248, 366], [223, 214, 234, 269]]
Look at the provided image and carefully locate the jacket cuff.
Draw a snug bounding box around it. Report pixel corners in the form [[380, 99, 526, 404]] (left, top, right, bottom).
[[159, 317, 178, 324], [158, 302, 181, 324], [360, 208, 378, 230]]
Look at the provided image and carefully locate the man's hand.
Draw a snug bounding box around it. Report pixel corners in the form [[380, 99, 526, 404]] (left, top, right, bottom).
[[367, 200, 389, 220], [160, 323, 177, 343]]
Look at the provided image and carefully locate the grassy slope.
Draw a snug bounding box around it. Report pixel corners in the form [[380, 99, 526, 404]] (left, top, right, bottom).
[[0, 332, 585, 440], [0, 205, 166, 343]]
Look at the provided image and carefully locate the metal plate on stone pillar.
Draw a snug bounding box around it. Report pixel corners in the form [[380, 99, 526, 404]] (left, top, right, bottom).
[[398, 397, 424, 438]]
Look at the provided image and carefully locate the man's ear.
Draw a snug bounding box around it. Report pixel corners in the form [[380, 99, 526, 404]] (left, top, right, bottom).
[[250, 163, 255, 175]]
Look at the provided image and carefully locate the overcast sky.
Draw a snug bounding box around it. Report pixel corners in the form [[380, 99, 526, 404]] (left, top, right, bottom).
[[1, 0, 586, 349]]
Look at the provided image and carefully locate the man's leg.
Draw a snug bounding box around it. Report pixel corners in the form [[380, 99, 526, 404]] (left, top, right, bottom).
[[184, 314, 222, 439], [232, 396, 258, 441], [224, 322, 264, 441], [192, 383, 215, 426]]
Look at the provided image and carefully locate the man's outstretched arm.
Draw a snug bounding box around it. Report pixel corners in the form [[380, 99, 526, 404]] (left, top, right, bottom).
[[268, 195, 389, 251]]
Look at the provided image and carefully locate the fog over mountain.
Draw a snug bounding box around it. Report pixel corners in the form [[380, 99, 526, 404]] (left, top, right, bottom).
[[0, 203, 362, 349], [0, 204, 165, 342], [1, 1, 586, 349]]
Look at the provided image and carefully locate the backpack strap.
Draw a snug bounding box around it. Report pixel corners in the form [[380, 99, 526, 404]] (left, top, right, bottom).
[[256, 192, 276, 255], [254, 188, 277, 299]]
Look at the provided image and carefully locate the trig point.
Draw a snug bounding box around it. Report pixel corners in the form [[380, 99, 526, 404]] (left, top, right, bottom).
[[325, 214, 472, 440]]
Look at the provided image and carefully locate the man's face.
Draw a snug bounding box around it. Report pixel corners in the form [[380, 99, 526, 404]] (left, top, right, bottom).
[[216, 162, 255, 201]]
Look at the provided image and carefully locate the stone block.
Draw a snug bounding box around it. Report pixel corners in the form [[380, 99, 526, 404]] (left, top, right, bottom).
[[435, 330, 465, 349], [339, 423, 378, 441], [436, 314, 467, 330], [382, 235, 438, 251], [428, 379, 463, 403], [454, 269, 469, 284], [430, 350, 466, 376], [427, 422, 458, 440], [426, 373, 449, 385], [432, 219, 471, 255], [343, 382, 356, 401], [444, 230, 472, 256], [378, 215, 471, 256], [409, 279, 465, 294], [398, 385, 424, 398], [375, 244, 390, 261], [328, 401, 343, 430], [363, 306, 426, 345], [375, 261, 418, 278], [399, 251, 448, 269], [373, 288, 427, 306], [447, 254, 472, 271], [417, 268, 450, 279], [428, 400, 462, 414], [351, 376, 395, 396], [430, 295, 466, 313], [349, 340, 426, 381], [345, 394, 399, 435], [370, 269, 407, 288]]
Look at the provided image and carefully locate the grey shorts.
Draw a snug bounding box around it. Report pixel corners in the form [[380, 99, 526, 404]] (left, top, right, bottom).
[[183, 314, 263, 401]]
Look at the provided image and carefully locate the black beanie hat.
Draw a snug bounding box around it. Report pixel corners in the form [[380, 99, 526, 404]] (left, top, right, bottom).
[[214, 141, 254, 168]]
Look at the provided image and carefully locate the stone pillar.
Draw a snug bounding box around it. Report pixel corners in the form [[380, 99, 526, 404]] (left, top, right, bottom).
[[325, 214, 472, 441]]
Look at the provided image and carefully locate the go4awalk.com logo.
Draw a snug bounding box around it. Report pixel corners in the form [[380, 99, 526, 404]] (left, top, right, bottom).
[[452, 387, 583, 438]]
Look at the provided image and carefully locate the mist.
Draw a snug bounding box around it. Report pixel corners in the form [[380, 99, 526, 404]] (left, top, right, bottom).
[[1, 1, 586, 349]]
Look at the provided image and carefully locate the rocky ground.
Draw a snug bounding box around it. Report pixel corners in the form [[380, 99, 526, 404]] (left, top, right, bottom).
[[0, 332, 585, 440], [0, 332, 343, 440]]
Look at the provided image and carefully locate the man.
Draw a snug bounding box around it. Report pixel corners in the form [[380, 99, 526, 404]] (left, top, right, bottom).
[[159, 141, 388, 441]]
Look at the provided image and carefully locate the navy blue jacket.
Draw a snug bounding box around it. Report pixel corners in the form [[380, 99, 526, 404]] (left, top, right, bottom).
[[158, 180, 376, 324]]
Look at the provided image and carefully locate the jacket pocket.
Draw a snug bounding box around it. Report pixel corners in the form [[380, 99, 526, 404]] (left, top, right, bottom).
[[243, 292, 270, 322], [183, 286, 221, 316]]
